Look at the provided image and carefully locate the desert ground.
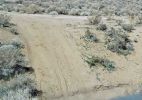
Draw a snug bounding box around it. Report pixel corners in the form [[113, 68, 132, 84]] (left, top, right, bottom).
[[0, 13, 139, 100], [1, 0, 142, 100]]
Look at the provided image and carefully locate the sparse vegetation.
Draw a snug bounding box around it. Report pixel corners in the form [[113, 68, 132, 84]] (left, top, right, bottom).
[[11, 38, 24, 48], [0, 39, 42, 99], [1, 0, 142, 99], [49, 11, 58, 15], [116, 19, 123, 26], [88, 15, 102, 25], [121, 24, 134, 32], [97, 23, 107, 31], [0, 13, 20, 35], [85, 55, 115, 71], [0, 13, 11, 27], [105, 27, 134, 55], [0, 74, 39, 100], [9, 27, 19, 35], [69, 8, 81, 16], [0, 0, 141, 17], [137, 14, 142, 24], [25, 4, 44, 14], [14, 4, 26, 13], [82, 29, 99, 42]]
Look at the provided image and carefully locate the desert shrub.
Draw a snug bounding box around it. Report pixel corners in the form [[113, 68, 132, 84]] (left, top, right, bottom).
[[14, 4, 26, 13], [29, 89, 42, 97], [69, 8, 81, 16], [0, 0, 142, 16], [45, 5, 56, 13], [0, 4, 9, 11], [0, 13, 19, 34], [97, 23, 107, 31], [0, 44, 20, 68], [46, 5, 68, 14], [0, 64, 34, 81], [0, 88, 32, 100], [0, 39, 41, 99], [9, 27, 19, 35], [105, 27, 133, 55], [0, 44, 18, 68], [80, 11, 91, 16], [25, 4, 44, 14], [55, 7, 68, 14], [0, 74, 39, 100], [85, 55, 115, 71], [116, 19, 123, 26], [0, 13, 11, 27], [137, 14, 142, 24], [88, 15, 102, 25], [40, 2, 50, 8], [121, 24, 134, 32], [10, 38, 24, 49], [82, 29, 99, 42], [49, 11, 58, 15]]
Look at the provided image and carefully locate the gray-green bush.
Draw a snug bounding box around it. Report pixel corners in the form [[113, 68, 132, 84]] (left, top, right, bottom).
[[25, 4, 44, 14], [82, 29, 99, 42], [121, 24, 134, 32], [97, 23, 107, 31], [88, 15, 102, 25], [85, 55, 115, 71], [0, 13, 11, 27], [105, 27, 134, 55], [0, 39, 42, 99]]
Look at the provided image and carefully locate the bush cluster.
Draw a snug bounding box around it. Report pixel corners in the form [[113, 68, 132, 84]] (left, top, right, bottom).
[[0, 13, 11, 27], [0, 0, 141, 16], [85, 55, 115, 71], [0, 39, 42, 99], [88, 15, 102, 25], [82, 29, 99, 42], [105, 27, 134, 55]]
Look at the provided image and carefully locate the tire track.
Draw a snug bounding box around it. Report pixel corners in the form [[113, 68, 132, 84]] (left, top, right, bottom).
[[12, 15, 96, 99]]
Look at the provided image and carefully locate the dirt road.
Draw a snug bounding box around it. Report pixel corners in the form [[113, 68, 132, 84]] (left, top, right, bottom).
[[11, 14, 142, 100], [12, 14, 97, 99]]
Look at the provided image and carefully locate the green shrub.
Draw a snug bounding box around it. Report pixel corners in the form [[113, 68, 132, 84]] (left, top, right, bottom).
[[85, 56, 115, 71]]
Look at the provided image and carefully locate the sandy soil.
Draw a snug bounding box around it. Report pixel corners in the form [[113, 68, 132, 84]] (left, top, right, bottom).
[[10, 14, 142, 100]]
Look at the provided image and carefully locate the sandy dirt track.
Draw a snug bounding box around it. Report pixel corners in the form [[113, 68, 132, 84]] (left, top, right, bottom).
[[11, 14, 142, 100], [12, 14, 99, 100]]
